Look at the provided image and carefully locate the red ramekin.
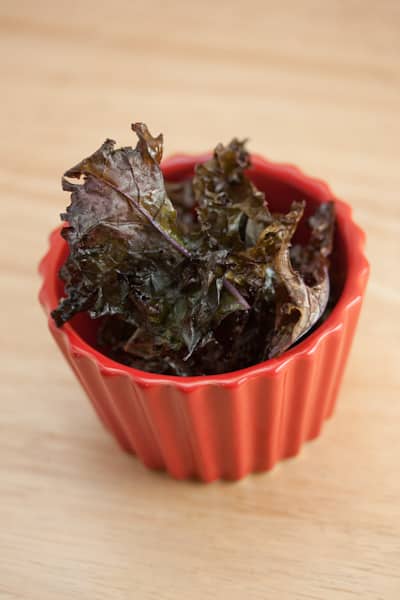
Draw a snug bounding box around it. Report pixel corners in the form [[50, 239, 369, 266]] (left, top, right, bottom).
[[38, 154, 369, 482]]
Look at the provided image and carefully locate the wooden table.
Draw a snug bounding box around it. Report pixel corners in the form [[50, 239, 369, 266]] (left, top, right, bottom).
[[1, 1, 399, 598]]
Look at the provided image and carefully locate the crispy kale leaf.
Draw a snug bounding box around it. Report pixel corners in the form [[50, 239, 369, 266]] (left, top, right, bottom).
[[52, 125, 335, 375], [193, 139, 270, 250], [52, 124, 247, 373]]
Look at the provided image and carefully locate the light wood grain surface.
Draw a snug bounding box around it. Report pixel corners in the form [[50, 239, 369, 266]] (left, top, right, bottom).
[[1, 1, 399, 598]]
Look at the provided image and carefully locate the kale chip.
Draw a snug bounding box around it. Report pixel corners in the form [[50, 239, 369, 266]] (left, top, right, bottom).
[[52, 123, 335, 376]]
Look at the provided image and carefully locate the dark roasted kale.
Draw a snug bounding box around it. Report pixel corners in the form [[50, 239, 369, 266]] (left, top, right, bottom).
[[52, 123, 335, 375]]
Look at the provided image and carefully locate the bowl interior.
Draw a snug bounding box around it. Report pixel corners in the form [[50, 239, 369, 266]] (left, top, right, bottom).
[[55, 157, 348, 357]]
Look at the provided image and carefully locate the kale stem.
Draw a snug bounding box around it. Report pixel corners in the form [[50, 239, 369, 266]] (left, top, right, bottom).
[[223, 278, 250, 310], [104, 180, 191, 258]]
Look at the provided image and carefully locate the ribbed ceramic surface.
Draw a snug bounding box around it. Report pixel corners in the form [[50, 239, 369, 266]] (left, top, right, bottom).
[[39, 155, 369, 482]]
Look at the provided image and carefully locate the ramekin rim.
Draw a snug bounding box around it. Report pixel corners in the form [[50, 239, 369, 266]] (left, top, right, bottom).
[[38, 153, 369, 389]]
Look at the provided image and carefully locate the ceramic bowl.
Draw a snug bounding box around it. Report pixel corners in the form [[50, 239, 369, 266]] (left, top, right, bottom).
[[39, 153, 369, 482]]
